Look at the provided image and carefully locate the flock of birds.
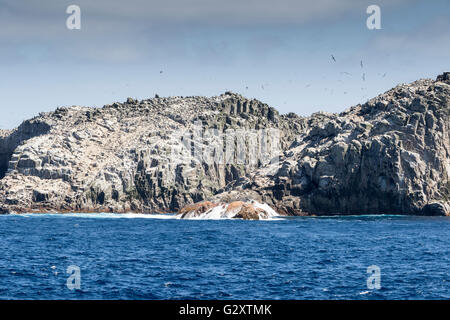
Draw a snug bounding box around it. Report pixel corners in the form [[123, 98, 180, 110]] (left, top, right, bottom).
[[112, 56, 389, 106], [331, 55, 380, 85], [240, 55, 388, 100]]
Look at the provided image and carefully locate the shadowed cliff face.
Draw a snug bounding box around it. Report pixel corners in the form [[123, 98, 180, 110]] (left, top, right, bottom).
[[0, 73, 449, 215], [0, 120, 51, 179]]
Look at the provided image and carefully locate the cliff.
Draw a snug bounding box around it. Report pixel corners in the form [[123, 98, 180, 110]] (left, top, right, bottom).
[[0, 73, 449, 216]]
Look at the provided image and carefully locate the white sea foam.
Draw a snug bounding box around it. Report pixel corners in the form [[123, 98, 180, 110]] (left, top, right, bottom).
[[177, 204, 231, 220], [13, 203, 282, 221], [17, 212, 178, 219], [359, 291, 370, 295], [251, 201, 279, 217]]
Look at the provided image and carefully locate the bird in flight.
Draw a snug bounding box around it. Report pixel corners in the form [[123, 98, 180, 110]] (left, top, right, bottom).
[[331, 55, 336, 62]]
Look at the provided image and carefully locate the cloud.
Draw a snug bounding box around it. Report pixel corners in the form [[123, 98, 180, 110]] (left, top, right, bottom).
[[0, 0, 412, 30], [372, 17, 450, 58], [0, 0, 431, 64]]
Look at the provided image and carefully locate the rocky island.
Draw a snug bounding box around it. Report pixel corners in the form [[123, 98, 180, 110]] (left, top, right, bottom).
[[0, 73, 449, 218]]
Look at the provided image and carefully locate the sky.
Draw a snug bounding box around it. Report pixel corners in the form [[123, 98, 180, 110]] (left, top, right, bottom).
[[0, 0, 449, 129]]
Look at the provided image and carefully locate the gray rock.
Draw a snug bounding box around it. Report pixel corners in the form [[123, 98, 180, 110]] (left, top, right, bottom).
[[0, 73, 449, 216]]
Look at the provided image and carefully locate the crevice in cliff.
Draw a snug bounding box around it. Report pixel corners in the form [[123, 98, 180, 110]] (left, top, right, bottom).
[[0, 120, 51, 179]]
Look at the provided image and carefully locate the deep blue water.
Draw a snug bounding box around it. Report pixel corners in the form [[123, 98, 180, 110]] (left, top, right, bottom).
[[0, 213, 449, 300]]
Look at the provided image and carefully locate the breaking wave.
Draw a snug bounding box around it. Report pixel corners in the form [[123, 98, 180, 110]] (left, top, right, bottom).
[[178, 201, 281, 220]]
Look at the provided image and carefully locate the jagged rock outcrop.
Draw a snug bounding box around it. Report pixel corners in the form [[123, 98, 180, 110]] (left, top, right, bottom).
[[0, 73, 449, 216], [0, 93, 303, 213], [211, 73, 450, 216]]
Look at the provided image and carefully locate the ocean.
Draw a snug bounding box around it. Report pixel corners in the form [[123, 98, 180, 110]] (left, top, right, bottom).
[[0, 213, 449, 300]]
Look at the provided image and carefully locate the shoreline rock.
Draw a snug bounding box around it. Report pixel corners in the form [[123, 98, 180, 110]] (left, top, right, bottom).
[[178, 200, 279, 220]]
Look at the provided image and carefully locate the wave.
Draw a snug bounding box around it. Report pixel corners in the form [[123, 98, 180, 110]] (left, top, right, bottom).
[[13, 212, 179, 219]]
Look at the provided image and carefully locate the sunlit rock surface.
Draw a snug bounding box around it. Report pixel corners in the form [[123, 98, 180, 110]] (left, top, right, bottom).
[[0, 73, 449, 216]]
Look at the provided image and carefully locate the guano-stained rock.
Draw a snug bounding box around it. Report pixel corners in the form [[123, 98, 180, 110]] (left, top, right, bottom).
[[0, 73, 449, 216]]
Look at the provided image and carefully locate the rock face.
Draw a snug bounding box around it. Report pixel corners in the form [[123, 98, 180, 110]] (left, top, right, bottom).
[[0, 73, 449, 216], [0, 93, 302, 213], [211, 74, 450, 216]]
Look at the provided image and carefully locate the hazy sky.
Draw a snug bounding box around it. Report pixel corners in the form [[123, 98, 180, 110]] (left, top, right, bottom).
[[0, 0, 449, 129]]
